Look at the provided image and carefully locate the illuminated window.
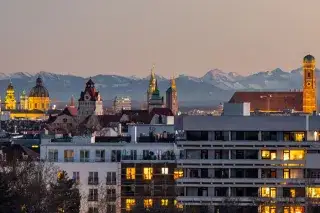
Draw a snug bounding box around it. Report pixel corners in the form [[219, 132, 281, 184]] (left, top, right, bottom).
[[307, 187, 320, 198], [290, 189, 296, 198], [161, 167, 169, 175], [261, 150, 270, 159], [283, 150, 290, 160], [174, 200, 183, 209], [261, 187, 276, 198], [126, 199, 135, 211], [161, 199, 168, 206], [143, 168, 153, 180], [174, 168, 183, 179], [294, 133, 305, 142], [284, 169, 290, 179], [144, 199, 153, 208], [126, 168, 135, 180], [261, 206, 276, 213], [289, 150, 305, 160], [270, 152, 277, 160], [64, 150, 74, 162], [284, 206, 304, 213]]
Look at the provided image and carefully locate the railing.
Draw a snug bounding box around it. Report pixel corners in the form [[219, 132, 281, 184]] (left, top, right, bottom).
[[137, 136, 175, 143]]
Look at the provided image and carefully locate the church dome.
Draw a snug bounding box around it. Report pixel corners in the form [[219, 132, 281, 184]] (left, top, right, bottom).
[[29, 76, 49, 97], [304, 54, 315, 62]]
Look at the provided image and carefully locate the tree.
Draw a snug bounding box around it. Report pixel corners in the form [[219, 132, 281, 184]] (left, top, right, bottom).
[[0, 170, 19, 213], [48, 170, 81, 213]]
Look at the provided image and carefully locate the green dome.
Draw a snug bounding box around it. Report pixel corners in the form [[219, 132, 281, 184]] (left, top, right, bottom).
[[304, 54, 315, 62]]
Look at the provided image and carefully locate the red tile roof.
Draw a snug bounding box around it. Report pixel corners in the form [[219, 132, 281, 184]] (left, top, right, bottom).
[[229, 91, 303, 112]]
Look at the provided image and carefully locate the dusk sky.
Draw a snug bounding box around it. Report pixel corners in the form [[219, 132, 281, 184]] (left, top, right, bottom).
[[1, 0, 320, 77]]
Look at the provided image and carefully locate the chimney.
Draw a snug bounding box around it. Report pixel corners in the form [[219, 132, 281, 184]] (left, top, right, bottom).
[[131, 126, 137, 143]]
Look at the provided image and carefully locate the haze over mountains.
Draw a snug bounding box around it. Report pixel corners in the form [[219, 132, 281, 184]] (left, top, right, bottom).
[[1, 68, 318, 107]]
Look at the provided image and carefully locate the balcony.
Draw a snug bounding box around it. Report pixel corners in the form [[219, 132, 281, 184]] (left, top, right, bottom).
[[137, 135, 175, 143], [121, 152, 177, 162], [88, 177, 99, 185]]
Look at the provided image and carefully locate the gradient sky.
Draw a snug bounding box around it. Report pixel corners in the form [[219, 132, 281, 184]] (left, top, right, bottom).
[[1, 0, 320, 78]]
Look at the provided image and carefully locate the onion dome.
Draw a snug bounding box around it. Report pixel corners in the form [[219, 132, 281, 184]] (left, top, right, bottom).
[[29, 76, 49, 97], [304, 54, 315, 62], [7, 82, 14, 91]]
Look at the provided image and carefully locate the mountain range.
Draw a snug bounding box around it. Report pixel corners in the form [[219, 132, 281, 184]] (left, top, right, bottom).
[[0, 68, 318, 107]]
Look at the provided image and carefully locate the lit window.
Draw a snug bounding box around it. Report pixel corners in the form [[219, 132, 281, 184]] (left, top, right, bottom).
[[283, 169, 290, 179], [161, 199, 168, 206], [283, 150, 305, 160], [290, 189, 296, 198], [284, 206, 303, 213], [294, 133, 305, 142], [283, 150, 290, 160], [261, 187, 276, 198], [126, 168, 135, 180], [144, 199, 153, 208], [260, 205, 276, 213], [174, 200, 183, 209], [161, 167, 169, 175], [307, 187, 320, 198], [143, 168, 153, 180], [261, 150, 270, 159], [126, 199, 135, 211], [174, 168, 183, 179]]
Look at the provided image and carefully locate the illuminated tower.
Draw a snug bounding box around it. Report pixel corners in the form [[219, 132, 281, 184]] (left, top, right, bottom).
[[303, 54, 317, 113], [166, 76, 178, 115], [20, 90, 28, 110], [4, 81, 16, 110], [147, 64, 157, 102]]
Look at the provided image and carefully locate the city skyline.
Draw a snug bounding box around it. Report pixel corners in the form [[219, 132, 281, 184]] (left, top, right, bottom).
[[1, 0, 320, 77]]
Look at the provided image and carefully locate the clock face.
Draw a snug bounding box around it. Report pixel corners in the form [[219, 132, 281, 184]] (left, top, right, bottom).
[[306, 82, 312, 87], [85, 95, 90, 101]]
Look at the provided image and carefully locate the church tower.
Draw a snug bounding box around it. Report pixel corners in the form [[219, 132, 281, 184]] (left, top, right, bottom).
[[5, 81, 16, 110], [166, 76, 178, 115], [147, 64, 157, 102], [303, 54, 317, 113], [20, 90, 28, 110]]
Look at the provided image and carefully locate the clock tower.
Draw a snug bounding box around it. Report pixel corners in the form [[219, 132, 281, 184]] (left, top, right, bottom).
[[303, 54, 317, 113], [166, 76, 178, 115]]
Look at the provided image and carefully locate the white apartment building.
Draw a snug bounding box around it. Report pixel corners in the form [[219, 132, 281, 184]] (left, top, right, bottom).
[[113, 96, 132, 113], [40, 124, 178, 213], [175, 115, 320, 213]]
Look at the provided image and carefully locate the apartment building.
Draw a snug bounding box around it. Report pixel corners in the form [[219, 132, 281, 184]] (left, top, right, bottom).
[[40, 123, 178, 213], [175, 115, 320, 213]]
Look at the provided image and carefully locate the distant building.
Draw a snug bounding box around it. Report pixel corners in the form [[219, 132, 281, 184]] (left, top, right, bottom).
[[4, 81, 16, 110], [166, 77, 178, 115], [229, 55, 317, 114], [78, 78, 103, 118], [20, 90, 28, 110], [148, 80, 164, 112], [113, 96, 131, 113]]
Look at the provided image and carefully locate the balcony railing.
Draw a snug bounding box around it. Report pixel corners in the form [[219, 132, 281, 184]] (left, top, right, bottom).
[[137, 136, 175, 143]]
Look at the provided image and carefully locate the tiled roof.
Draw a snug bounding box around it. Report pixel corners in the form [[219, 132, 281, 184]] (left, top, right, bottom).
[[121, 110, 152, 124], [229, 91, 303, 112]]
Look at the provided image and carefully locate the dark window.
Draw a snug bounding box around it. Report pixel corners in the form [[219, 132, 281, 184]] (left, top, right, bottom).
[[186, 131, 208, 141], [214, 131, 229, 141], [231, 131, 259, 141]]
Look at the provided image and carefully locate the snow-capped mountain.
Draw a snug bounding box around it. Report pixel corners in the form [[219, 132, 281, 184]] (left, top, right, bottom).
[[0, 68, 319, 106]]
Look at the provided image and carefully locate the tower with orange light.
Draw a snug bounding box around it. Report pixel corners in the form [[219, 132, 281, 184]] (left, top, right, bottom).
[[303, 54, 317, 113]]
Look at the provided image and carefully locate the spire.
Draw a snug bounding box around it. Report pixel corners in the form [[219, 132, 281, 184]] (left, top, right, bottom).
[[70, 95, 75, 107], [149, 63, 156, 84], [170, 75, 176, 90]]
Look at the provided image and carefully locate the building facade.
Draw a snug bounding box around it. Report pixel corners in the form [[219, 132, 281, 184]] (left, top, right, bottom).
[[40, 123, 178, 213], [302, 55, 317, 113], [20, 90, 28, 110], [166, 77, 178, 115], [78, 79, 103, 118], [113, 96, 132, 113], [28, 76, 50, 111], [175, 115, 320, 213]]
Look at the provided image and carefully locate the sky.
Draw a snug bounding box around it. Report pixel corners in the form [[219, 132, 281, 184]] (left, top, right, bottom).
[[1, 0, 320, 78]]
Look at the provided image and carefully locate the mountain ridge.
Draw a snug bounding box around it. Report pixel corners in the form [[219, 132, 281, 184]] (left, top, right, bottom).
[[1, 68, 319, 107]]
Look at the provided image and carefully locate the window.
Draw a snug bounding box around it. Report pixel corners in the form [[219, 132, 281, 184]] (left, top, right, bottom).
[[107, 204, 116, 213], [88, 207, 98, 213], [63, 118, 67, 123], [174, 168, 184, 179], [260, 206, 276, 213], [80, 150, 90, 162], [72, 172, 80, 183], [88, 172, 99, 185], [64, 150, 74, 162], [48, 149, 58, 162], [88, 188, 98, 201], [126, 168, 136, 180], [283, 206, 304, 213], [261, 150, 277, 160], [161, 167, 169, 175], [106, 188, 116, 201], [143, 168, 153, 180], [307, 187, 320, 198], [161, 199, 168, 206], [125, 199, 135, 211], [284, 169, 290, 179], [41, 103, 45, 109], [106, 172, 116, 185], [174, 200, 183, 209], [261, 187, 276, 198], [144, 199, 153, 208], [95, 150, 105, 162], [283, 150, 305, 160]]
